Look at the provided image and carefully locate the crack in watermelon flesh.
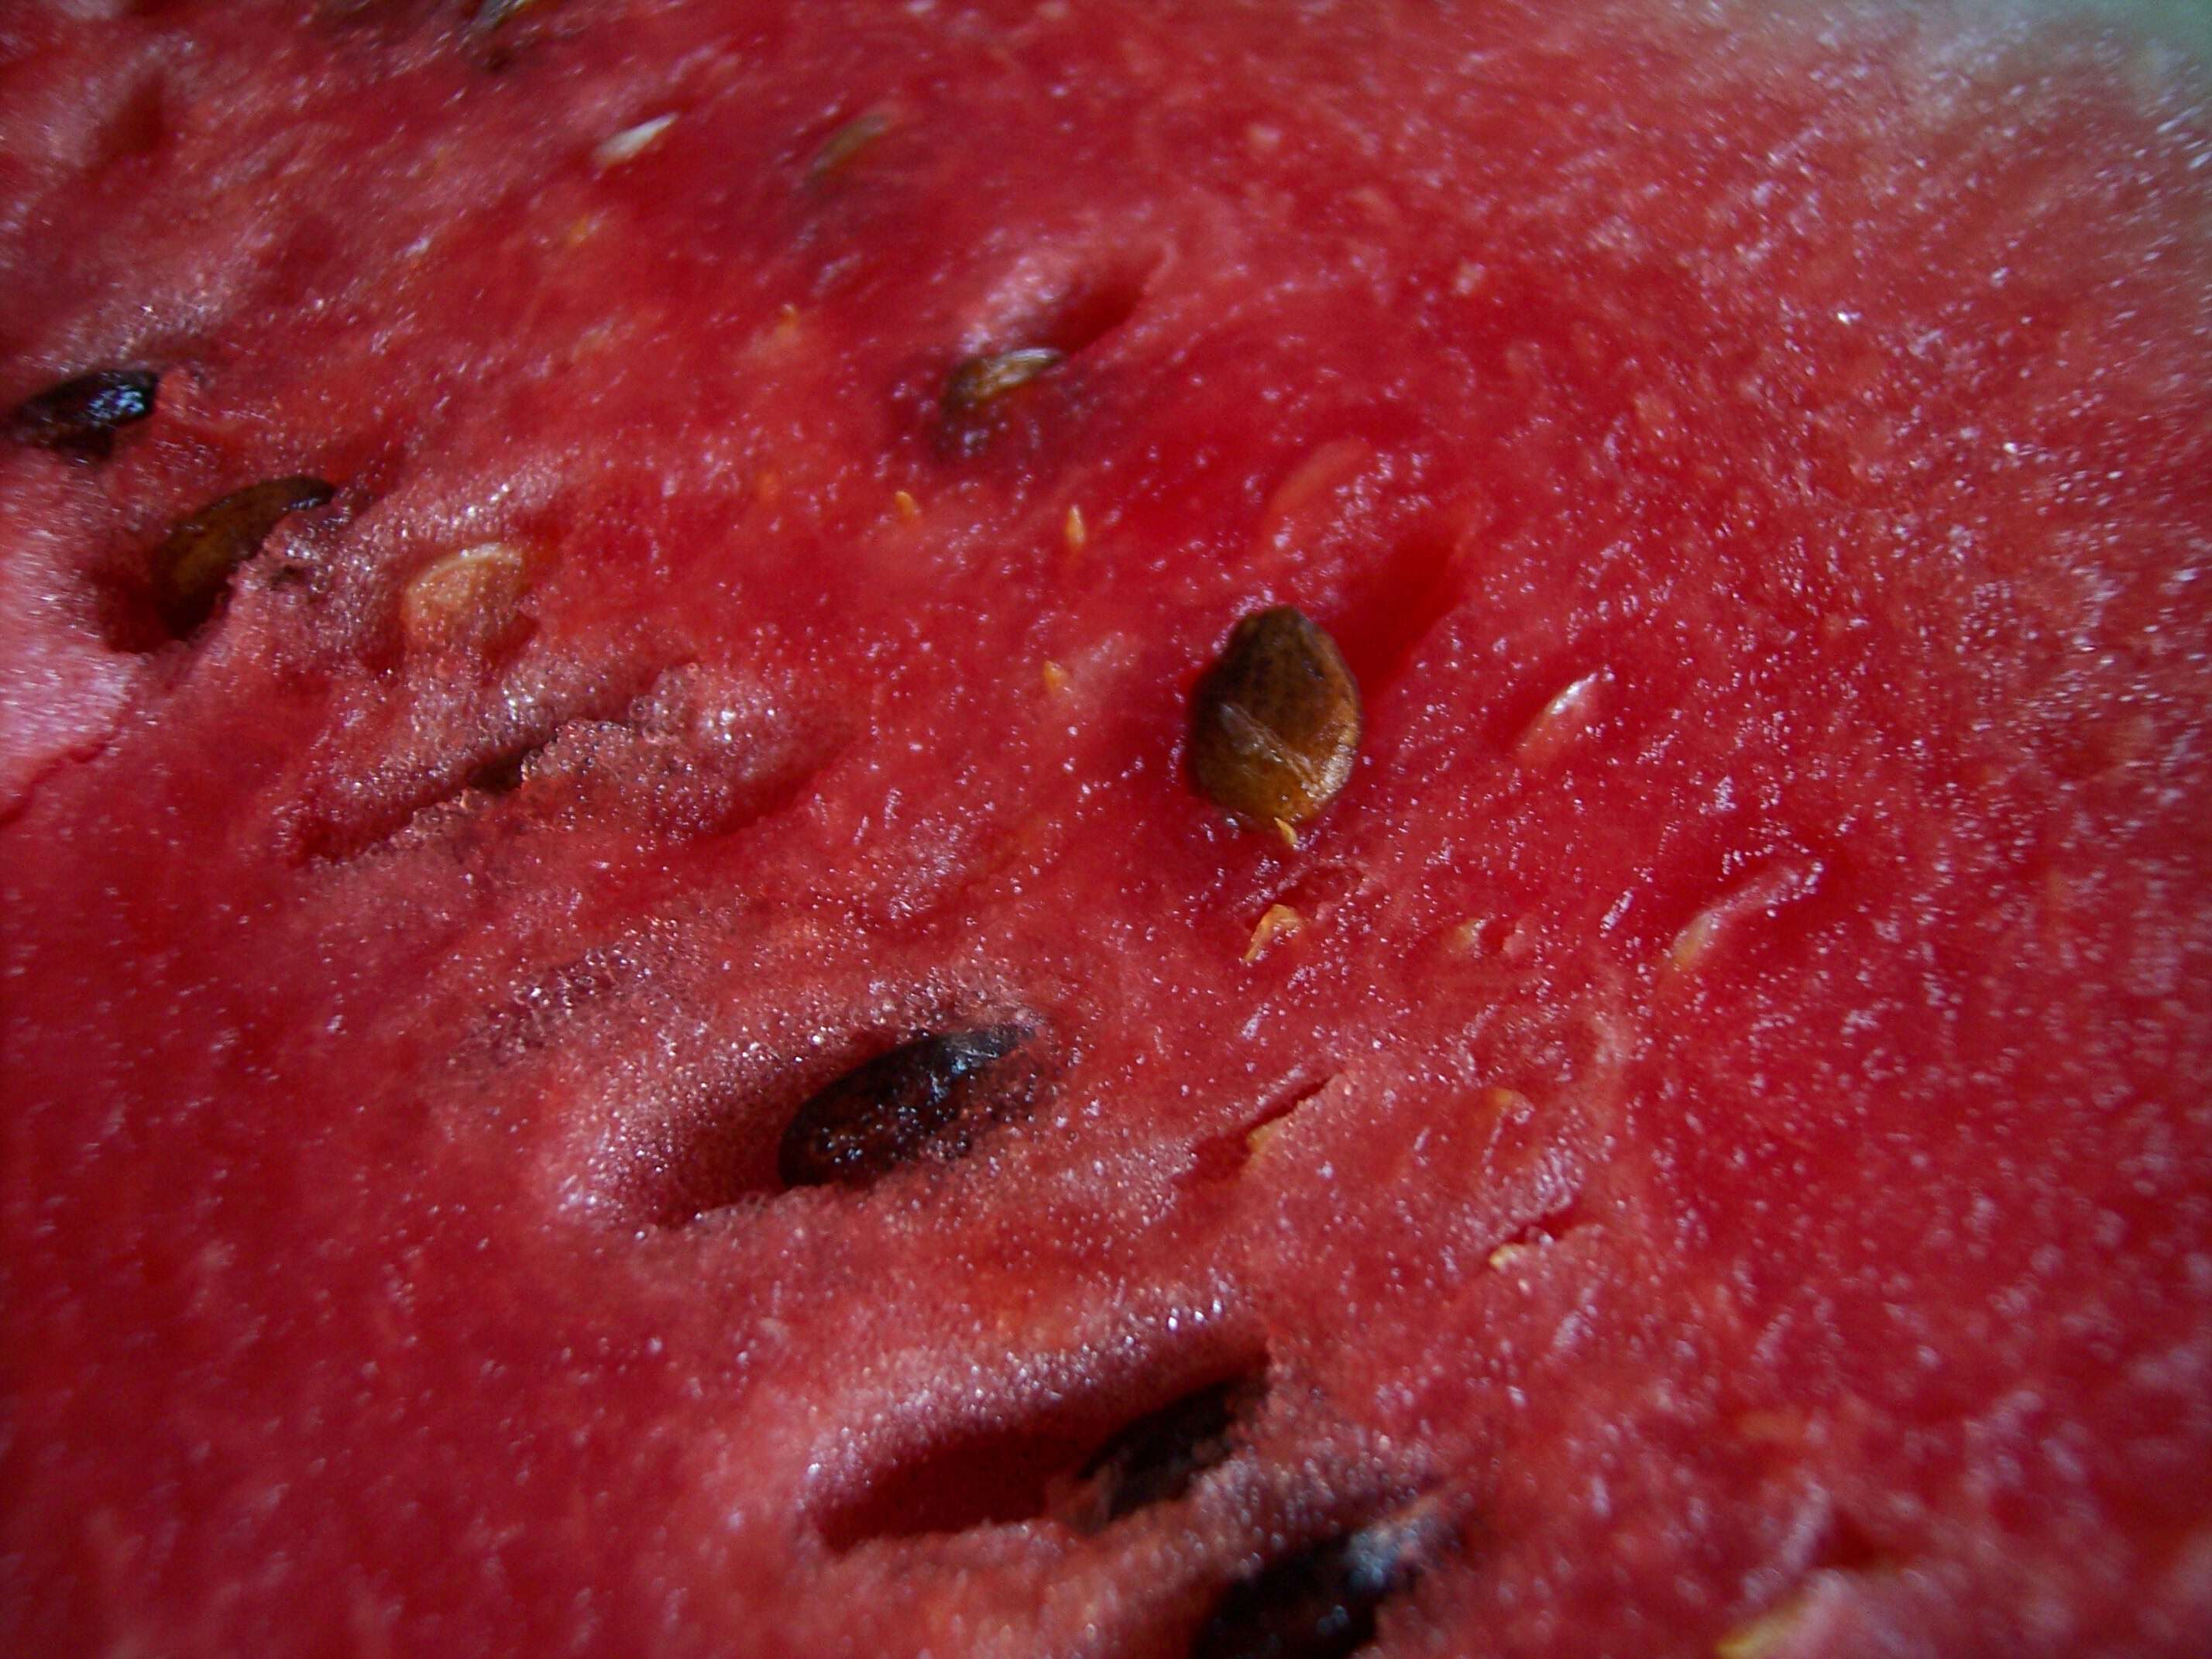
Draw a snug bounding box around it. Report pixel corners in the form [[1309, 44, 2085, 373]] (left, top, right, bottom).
[[2, 1, 2209, 1655]]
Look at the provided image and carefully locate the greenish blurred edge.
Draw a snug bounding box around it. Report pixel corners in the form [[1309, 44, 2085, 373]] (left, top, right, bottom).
[[2050, 0, 2211, 69]]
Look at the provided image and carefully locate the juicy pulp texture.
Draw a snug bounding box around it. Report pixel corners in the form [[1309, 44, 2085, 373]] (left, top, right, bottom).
[[3, 2, 2210, 1656]]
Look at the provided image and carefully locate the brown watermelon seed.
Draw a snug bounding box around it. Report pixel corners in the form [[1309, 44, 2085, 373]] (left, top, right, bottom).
[[9, 369, 159, 461], [1190, 1523, 1415, 1659], [807, 109, 892, 187], [150, 476, 334, 641], [1189, 606, 1362, 831], [935, 347, 1069, 457], [778, 1023, 1034, 1190], [1068, 1374, 1261, 1532]]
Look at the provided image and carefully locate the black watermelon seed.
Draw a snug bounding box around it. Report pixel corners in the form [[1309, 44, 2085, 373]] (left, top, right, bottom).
[[1190, 1528, 1407, 1659], [778, 1024, 1034, 1190], [9, 369, 159, 461], [1072, 1375, 1256, 1530]]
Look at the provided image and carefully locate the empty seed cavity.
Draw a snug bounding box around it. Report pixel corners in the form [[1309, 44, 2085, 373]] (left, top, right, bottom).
[[778, 1023, 1039, 1190], [464, 737, 545, 796], [1192, 1073, 1341, 1182], [1036, 256, 1153, 359], [1190, 606, 1362, 833], [141, 476, 334, 644], [96, 73, 170, 168], [1326, 523, 1468, 696], [817, 1410, 1099, 1551], [297, 665, 826, 864], [1486, 1194, 1589, 1270], [9, 369, 159, 461], [1257, 861, 1365, 933]]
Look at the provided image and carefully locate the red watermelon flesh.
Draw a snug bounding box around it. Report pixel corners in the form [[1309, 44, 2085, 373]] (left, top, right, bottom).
[[4, 1, 2210, 1655]]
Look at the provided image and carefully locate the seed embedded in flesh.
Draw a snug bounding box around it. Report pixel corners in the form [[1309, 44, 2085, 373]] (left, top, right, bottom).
[[1188, 606, 1362, 831], [943, 348, 1066, 415], [9, 369, 159, 460], [936, 347, 1068, 455], [400, 541, 532, 654], [593, 113, 676, 170], [150, 476, 335, 640], [1069, 1375, 1257, 1531], [1243, 903, 1306, 963], [778, 1024, 1034, 1190], [808, 110, 892, 185], [1189, 1527, 1407, 1659]]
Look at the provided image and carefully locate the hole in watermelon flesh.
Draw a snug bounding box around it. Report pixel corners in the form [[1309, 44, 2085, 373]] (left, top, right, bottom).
[[98, 476, 335, 652], [1322, 522, 1469, 698], [88, 67, 170, 170], [286, 661, 821, 864], [814, 1417, 1103, 1551], [1489, 1194, 1589, 1261], [465, 741, 541, 796], [1262, 862, 1366, 925], [1815, 1510, 1889, 1575], [1032, 255, 1156, 361], [290, 702, 609, 862]]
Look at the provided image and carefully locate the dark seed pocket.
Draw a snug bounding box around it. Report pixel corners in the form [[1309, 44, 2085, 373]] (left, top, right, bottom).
[[812, 1347, 1267, 1552], [778, 1022, 1039, 1190], [154, 478, 335, 637], [1060, 1370, 1266, 1534], [1190, 1501, 1448, 1659]]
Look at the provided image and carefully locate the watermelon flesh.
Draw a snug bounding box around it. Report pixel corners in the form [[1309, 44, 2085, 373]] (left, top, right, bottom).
[[4, 1, 2210, 1654]]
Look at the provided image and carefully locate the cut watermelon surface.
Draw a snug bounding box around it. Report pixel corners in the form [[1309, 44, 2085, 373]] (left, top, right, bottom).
[[4, 1, 2210, 1654]]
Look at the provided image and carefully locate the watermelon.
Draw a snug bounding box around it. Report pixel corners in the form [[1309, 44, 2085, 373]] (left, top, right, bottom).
[[4, 1, 2209, 1654]]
